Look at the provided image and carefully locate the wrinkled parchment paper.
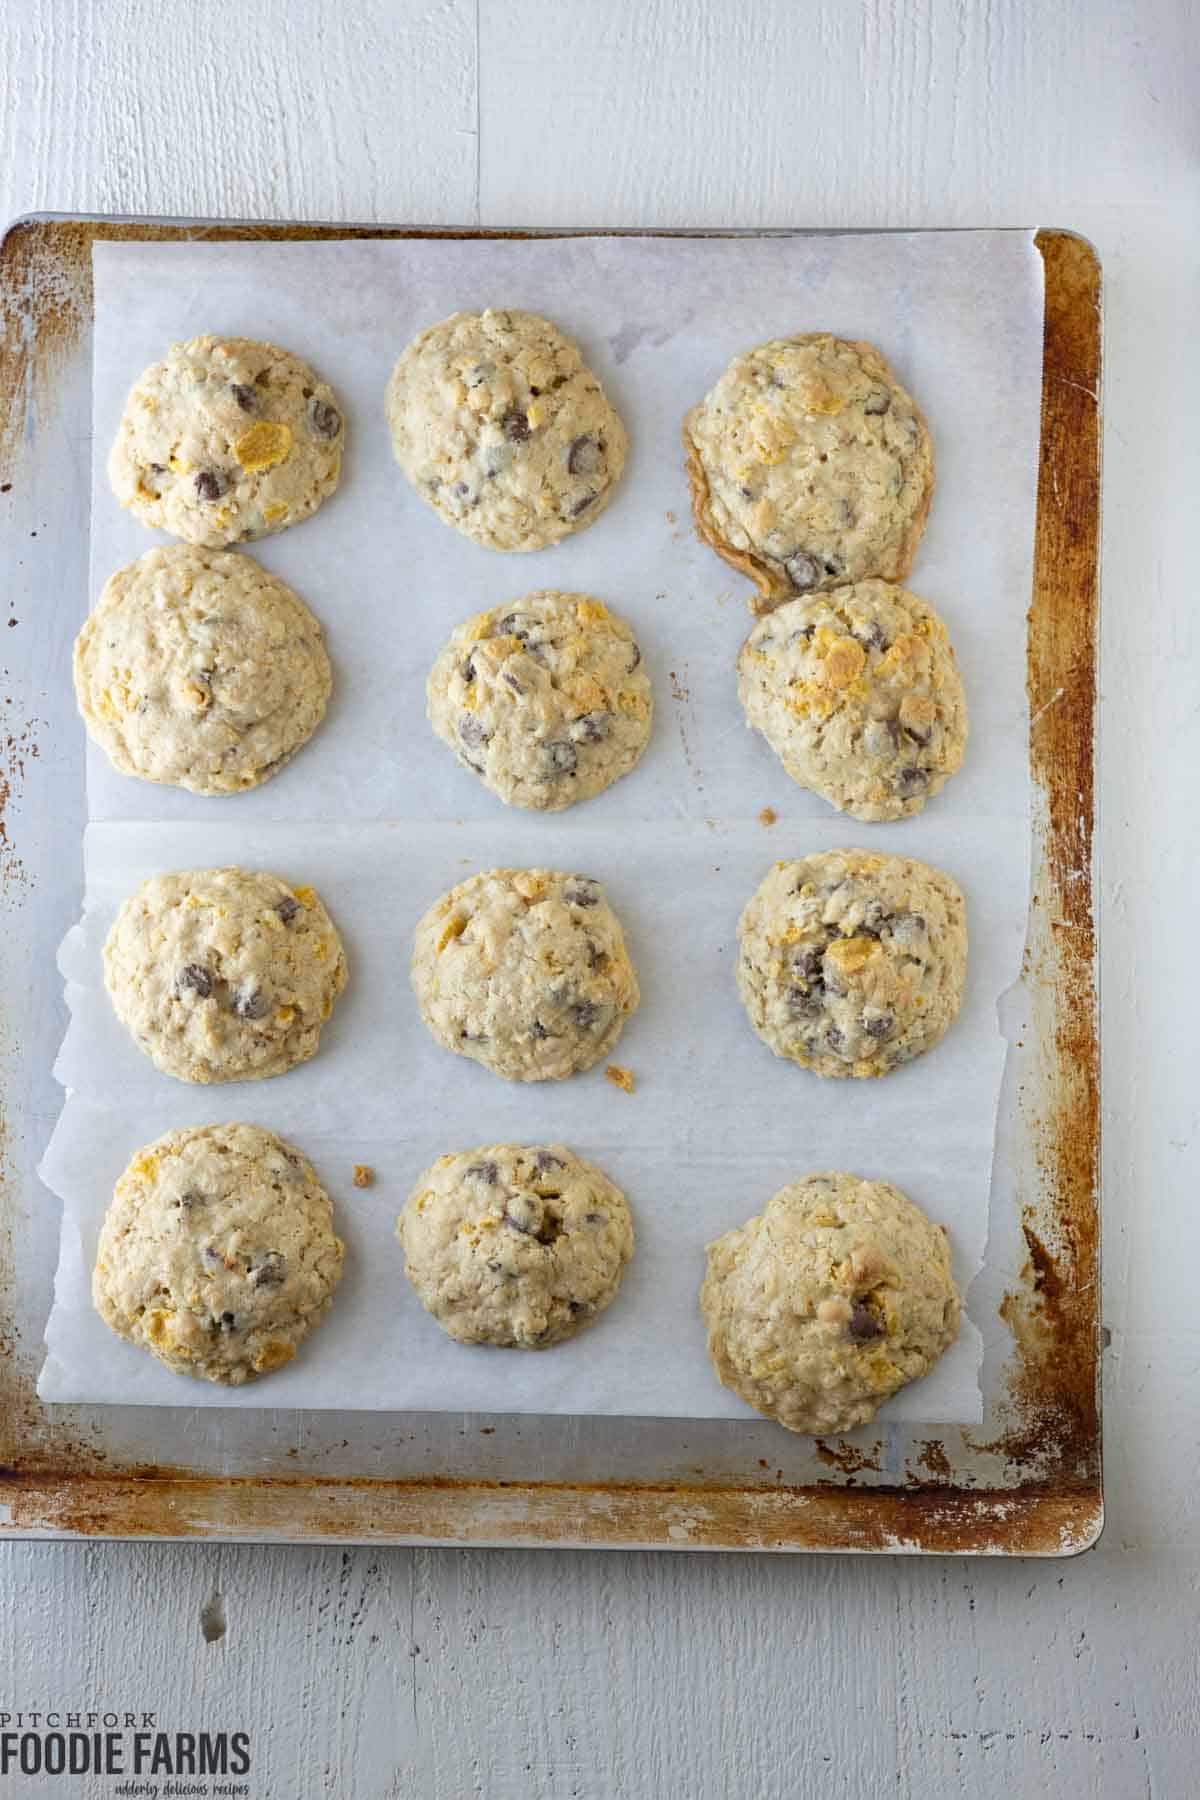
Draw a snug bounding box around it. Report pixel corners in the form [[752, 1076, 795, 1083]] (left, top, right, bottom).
[[39, 232, 1044, 1418]]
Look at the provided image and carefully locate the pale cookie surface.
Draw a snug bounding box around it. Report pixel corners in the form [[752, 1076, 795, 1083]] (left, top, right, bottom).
[[736, 850, 966, 1078], [411, 869, 639, 1082], [427, 591, 652, 810], [74, 544, 332, 796], [93, 1123, 344, 1385], [108, 334, 345, 547], [386, 308, 627, 551], [399, 1144, 633, 1348], [684, 333, 934, 612], [737, 580, 967, 820], [104, 868, 348, 1084], [700, 1171, 960, 1435]]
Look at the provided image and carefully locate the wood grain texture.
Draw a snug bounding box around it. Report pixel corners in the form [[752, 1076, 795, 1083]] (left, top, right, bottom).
[[478, 0, 1187, 227], [0, 0, 478, 227], [1, 0, 1197, 1794], [2, 1541, 1194, 1796]]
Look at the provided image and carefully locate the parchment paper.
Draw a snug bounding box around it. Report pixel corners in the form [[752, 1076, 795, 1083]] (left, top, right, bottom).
[[39, 231, 1044, 1419]]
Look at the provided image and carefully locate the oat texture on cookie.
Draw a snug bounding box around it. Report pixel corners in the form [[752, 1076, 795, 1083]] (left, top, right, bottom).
[[700, 1170, 960, 1434], [103, 867, 348, 1084], [386, 309, 627, 551], [92, 1123, 344, 1385], [736, 849, 967, 1078], [684, 333, 934, 612], [399, 1144, 634, 1347], [108, 335, 345, 547], [411, 868, 639, 1082], [737, 580, 967, 820], [427, 590, 652, 810], [75, 544, 332, 795]]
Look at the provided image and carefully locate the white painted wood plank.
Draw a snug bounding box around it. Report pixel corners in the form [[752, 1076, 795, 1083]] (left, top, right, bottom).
[[0, 0, 478, 228], [478, 0, 1189, 228], [4, 1541, 1197, 1796]]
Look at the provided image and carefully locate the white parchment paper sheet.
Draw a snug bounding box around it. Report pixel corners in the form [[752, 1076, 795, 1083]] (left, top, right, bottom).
[[39, 231, 1044, 1419]]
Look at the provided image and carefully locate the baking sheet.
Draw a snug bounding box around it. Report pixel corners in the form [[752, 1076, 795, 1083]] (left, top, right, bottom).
[[38, 231, 1044, 1419]]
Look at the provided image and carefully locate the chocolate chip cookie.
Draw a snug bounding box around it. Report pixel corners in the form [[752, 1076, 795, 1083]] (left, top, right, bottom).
[[737, 580, 967, 820], [108, 335, 345, 547], [75, 544, 332, 796], [398, 1143, 633, 1348], [93, 1122, 344, 1384], [427, 590, 652, 810], [410, 869, 639, 1082], [736, 850, 967, 1078], [385, 309, 627, 551], [683, 333, 934, 612], [700, 1170, 960, 1434], [104, 867, 348, 1084]]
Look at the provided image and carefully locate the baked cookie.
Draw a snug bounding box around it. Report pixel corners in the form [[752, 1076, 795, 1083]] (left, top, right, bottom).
[[108, 335, 345, 547], [399, 1144, 633, 1348], [385, 308, 627, 551], [411, 869, 638, 1082], [700, 1171, 960, 1434], [74, 544, 332, 796], [427, 591, 652, 810], [683, 333, 934, 612], [736, 850, 966, 1078], [737, 580, 967, 820], [104, 868, 348, 1084], [93, 1123, 344, 1385]]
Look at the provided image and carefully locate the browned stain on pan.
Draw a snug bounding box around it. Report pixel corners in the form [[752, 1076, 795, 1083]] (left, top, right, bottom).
[[971, 229, 1101, 1491], [813, 1439, 883, 1477], [0, 726, 41, 1462], [0, 1467, 1099, 1554], [0, 220, 1101, 1552], [0, 712, 39, 885], [0, 222, 90, 483], [914, 1439, 955, 1482]]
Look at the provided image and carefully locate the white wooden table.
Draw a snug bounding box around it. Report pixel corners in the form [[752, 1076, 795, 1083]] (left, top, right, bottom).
[[1, 3, 1194, 1794]]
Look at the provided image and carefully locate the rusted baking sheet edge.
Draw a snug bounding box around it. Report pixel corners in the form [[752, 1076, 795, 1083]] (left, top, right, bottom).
[[0, 221, 1101, 1554], [0, 1470, 1099, 1555]]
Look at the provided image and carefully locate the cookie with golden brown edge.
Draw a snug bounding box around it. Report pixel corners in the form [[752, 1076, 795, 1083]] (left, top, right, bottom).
[[684, 332, 934, 612]]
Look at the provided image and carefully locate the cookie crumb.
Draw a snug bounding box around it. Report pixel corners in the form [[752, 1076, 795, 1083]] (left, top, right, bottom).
[[759, 806, 778, 827], [605, 1063, 636, 1094], [353, 1164, 374, 1189]]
